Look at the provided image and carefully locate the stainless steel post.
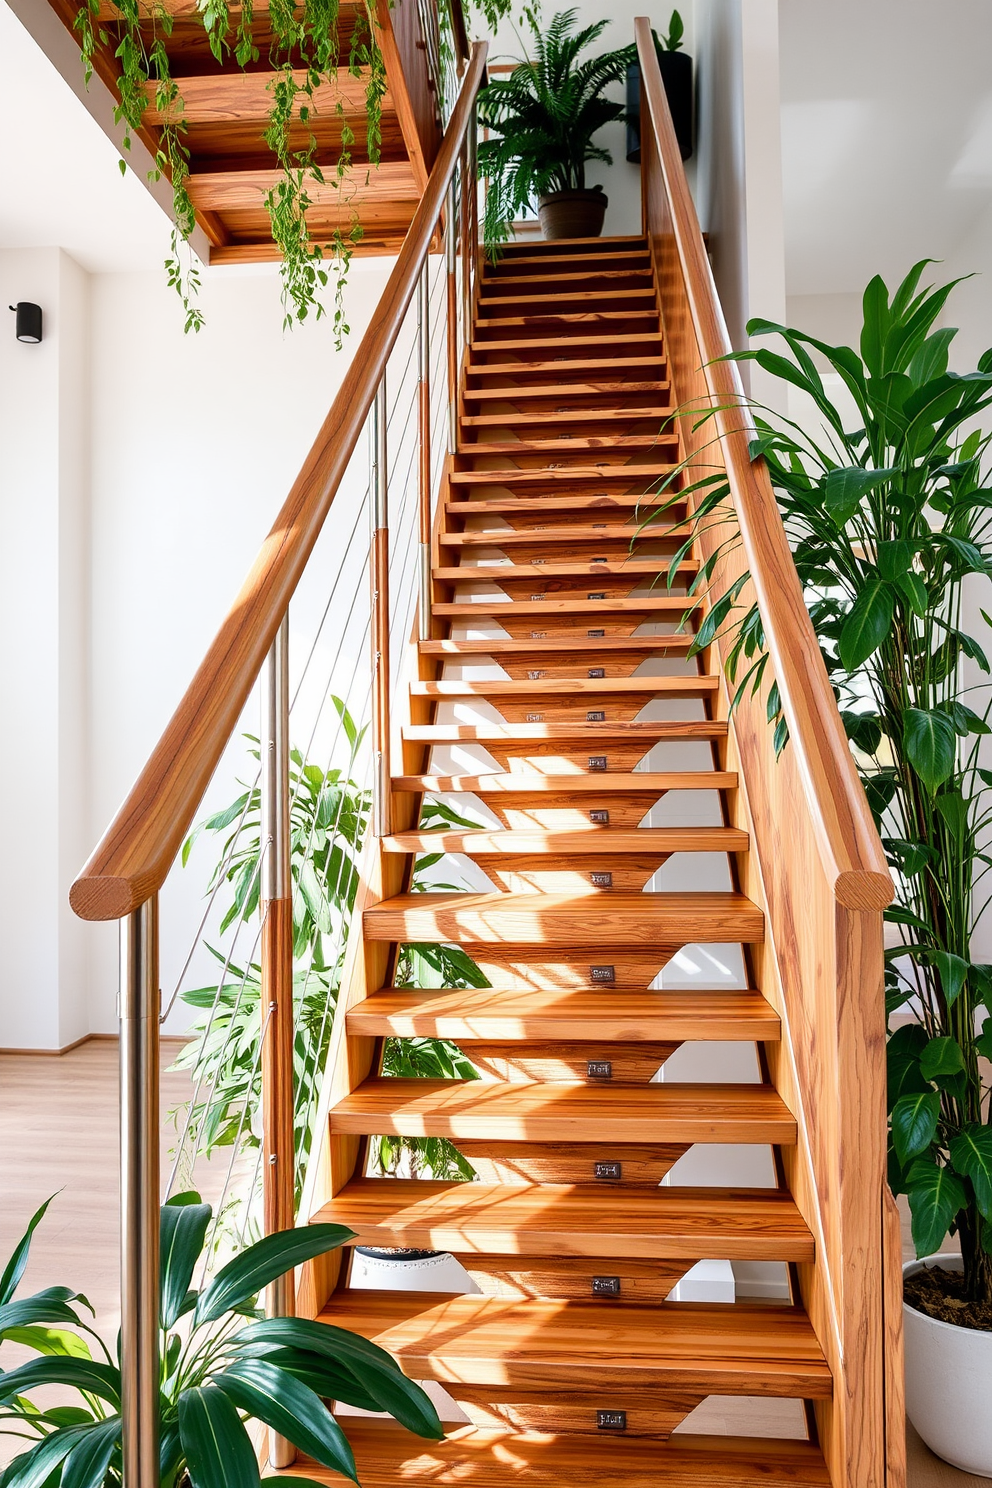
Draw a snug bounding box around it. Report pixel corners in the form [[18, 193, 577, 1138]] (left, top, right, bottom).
[[418, 265, 432, 642], [260, 614, 296, 1469], [119, 896, 160, 1488], [371, 379, 391, 837]]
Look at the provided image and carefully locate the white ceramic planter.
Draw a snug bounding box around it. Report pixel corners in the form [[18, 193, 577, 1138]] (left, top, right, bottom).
[[350, 1247, 479, 1294], [903, 1253, 992, 1477]]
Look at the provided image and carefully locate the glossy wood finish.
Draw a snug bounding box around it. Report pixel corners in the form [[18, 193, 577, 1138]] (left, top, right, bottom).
[[318, 1293, 833, 1397], [329, 1078, 796, 1144], [362, 890, 763, 945], [314, 1179, 813, 1260], [69, 47, 487, 921], [635, 21, 897, 1487], [288, 1427, 831, 1486], [346, 986, 780, 1042]]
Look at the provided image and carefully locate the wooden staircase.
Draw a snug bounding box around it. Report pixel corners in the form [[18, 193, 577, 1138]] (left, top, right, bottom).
[[67, 36, 900, 1488], [298, 234, 842, 1485]]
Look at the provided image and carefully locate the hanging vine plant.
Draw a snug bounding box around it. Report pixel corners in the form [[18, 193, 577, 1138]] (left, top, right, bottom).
[[72, 0, 388, 336]]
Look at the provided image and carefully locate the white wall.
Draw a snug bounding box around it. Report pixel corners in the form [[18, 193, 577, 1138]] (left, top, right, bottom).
[[693, 0, 787, 407], [0, 247, 91, 1050], [84, 258, 395, 1038], [0, 253, 395, 1047]]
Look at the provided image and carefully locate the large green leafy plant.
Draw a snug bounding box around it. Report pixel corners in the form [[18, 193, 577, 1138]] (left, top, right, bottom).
[[0, 1194, 442, 1488], [178, 732, 486, 1190], [658, 262, 992, 1303], [476, 7, 628, 246]]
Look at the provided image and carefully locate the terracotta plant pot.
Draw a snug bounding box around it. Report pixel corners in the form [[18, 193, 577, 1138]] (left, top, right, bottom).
[[537, 189, 607, 240], [903, 1254, 992, 1476]]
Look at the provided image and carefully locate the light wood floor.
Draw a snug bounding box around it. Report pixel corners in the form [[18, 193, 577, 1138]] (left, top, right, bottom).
[[0, 1041, 984, 1484]]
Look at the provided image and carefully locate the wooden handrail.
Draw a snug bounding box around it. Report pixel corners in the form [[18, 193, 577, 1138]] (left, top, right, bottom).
[[70, 42, 488, 924], [634, 18, 890, 913]]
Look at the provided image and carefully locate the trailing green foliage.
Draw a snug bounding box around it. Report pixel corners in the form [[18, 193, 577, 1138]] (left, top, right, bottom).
[[71, 0, 386, 333], [0, 1195, 442, 1488], [650, 261, 992, 1302], [475, 7, 628, 247]]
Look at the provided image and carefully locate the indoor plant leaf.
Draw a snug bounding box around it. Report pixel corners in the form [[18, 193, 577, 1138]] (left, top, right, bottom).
[[230, 1316, 444, 1439], [178, 1385, 261, 1488], [195, 1224, 355, 1325], [949, 1125, 992, 1219], [213, 1360, 358, 1481], [0, 1358, 121, 1410], [160, 1194, 211, 1328], [837, 581, 894, 669], [890, 1091, 940, 1165], [902, 709, 957, 792], [906, 1158, 967, 1258], [60, 1416, 122, 1488], [0, 1196, 56, 1307]]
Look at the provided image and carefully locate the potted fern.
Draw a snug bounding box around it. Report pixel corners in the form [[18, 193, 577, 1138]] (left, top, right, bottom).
[[659, 261, 992, 1475], [476, 8, 629, 243]]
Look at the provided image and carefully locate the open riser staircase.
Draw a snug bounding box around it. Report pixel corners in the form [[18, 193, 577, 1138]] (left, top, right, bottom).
[[69, 27, 904, 1488], [302, 231, 835, 1479]]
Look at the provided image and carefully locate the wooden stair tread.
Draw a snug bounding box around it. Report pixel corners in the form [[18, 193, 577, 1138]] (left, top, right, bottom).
[[346, 986, 780, 1041], [448, 465, 675, 484], [431, 597, 694, 614], [437, 527, 681, 546], [478, 290, 658, 308], [314, 1179, 811, 1259], [363, 891, 762, 946], [288, 1425, 830, 1487], [463, 381, 669, 401], [392, 772, 735, 791], [382, 828, 747, 853], [419, 638, 692, 657], [457, 438, 674, 455], [444, 498, 683, 515], [402, 721, 728, 741], [467, 356, 666, 378], [317, 1293, 829, 1394], [433, 568, 695, 588], [330, 1077, 793, 1143], [409, 676, 719, 697], [464, 411, 673, 430], [470, 334, 665, 355]]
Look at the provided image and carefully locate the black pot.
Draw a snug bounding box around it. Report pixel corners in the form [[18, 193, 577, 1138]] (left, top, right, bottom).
[[626, 49, 693, 163]]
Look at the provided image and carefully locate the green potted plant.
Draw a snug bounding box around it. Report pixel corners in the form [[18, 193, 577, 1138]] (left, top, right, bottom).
[[476, 7, 629, 243], [624, 11, 693, 164], [659, 261, 992, 1474], [0, 1193, 443, 1488]]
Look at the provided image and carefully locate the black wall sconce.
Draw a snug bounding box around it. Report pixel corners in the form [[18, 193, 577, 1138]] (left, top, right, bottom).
[[9, 303, 43, 344]]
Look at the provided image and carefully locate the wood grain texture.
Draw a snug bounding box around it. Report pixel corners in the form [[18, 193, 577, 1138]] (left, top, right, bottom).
[[313, 1178, 813, 1260], [381, 827, 748, 854], [362, 889, 762, 944], [318, 1292, 831, 1396], [345, 985, 780, 1041], [69, 46, 488, 922], [328, 1077, 795, 1143], [283, 1426, 831, 1486]]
